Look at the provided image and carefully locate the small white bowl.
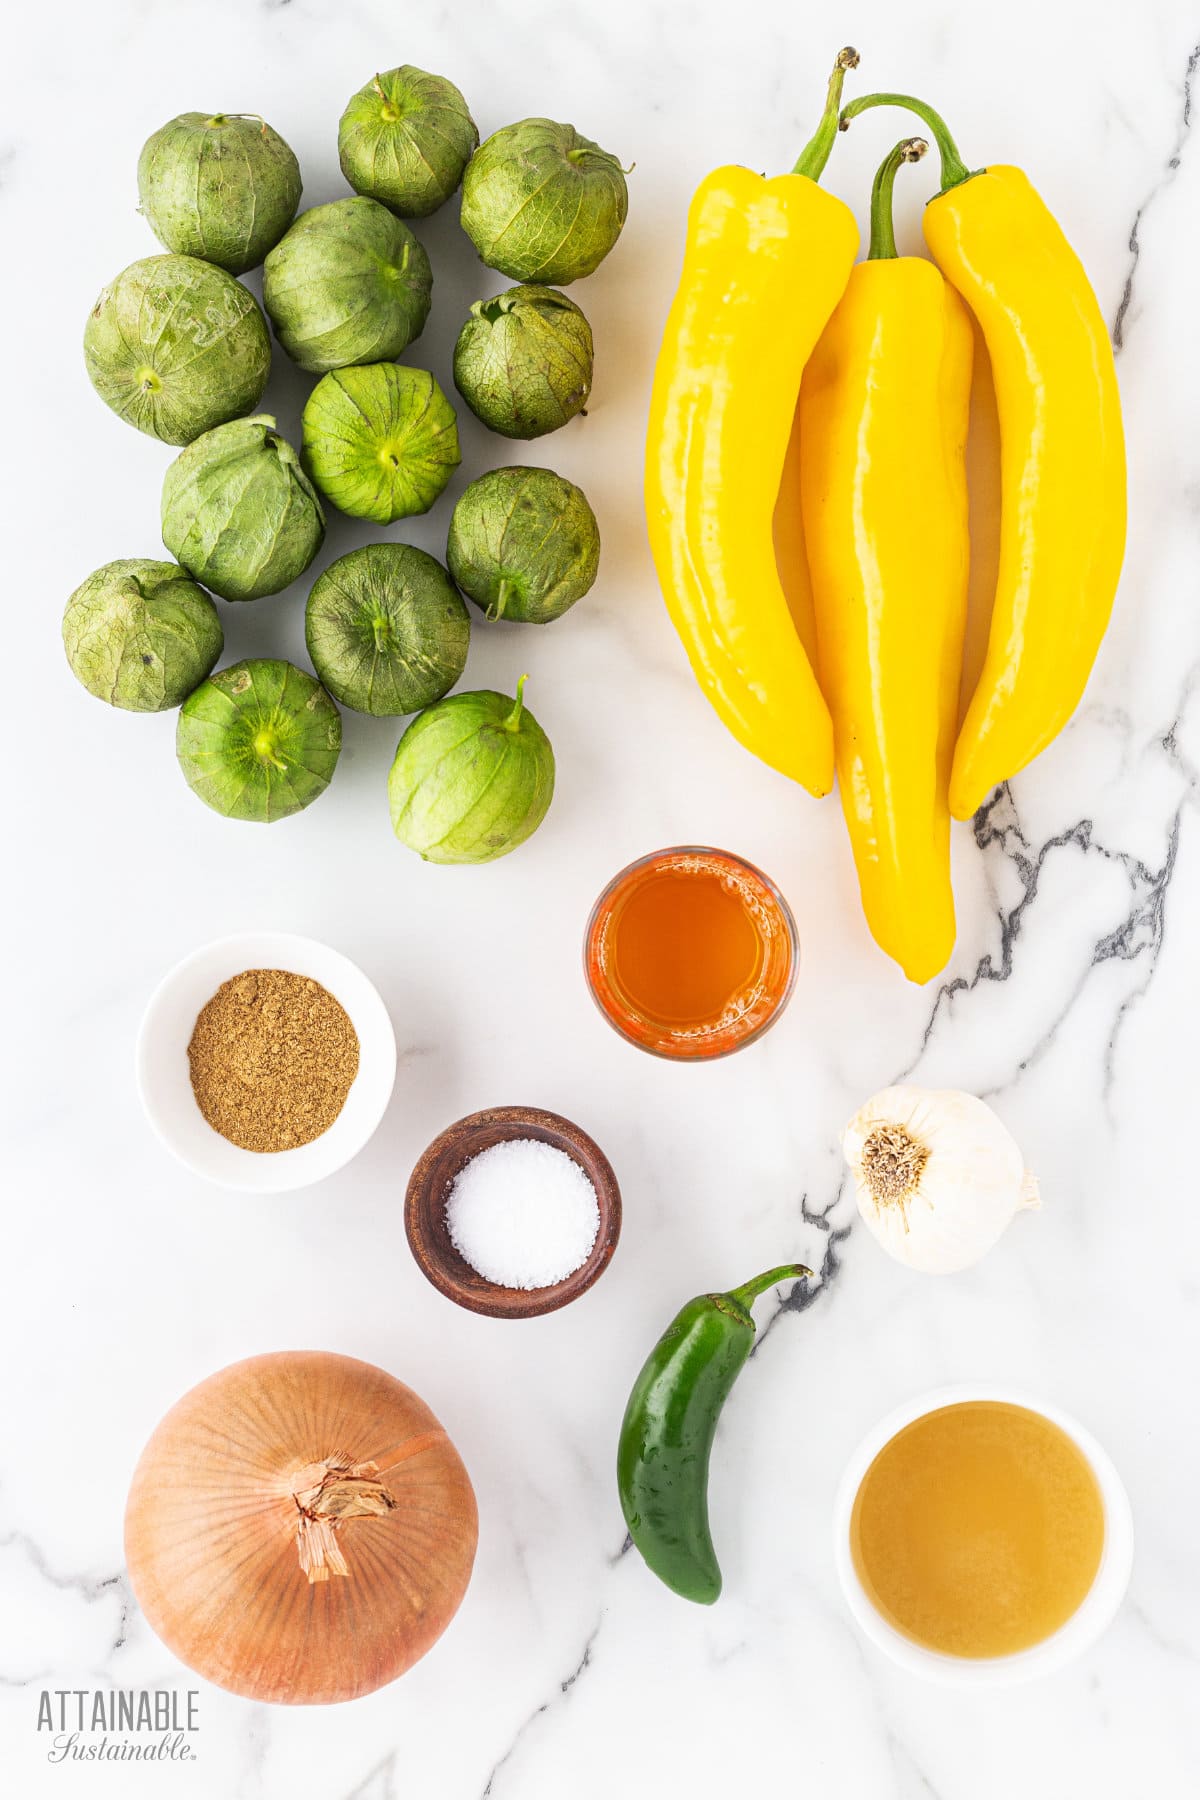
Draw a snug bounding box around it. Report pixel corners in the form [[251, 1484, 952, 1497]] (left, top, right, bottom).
[[136, 932, 397, 1193], [833, 1384, 1134, 1686]]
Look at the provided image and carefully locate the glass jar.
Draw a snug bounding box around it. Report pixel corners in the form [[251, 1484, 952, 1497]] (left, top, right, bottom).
[[584, 845, 798, 1060]]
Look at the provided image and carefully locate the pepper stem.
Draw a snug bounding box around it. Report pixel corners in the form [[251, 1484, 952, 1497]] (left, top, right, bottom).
[[793, 47, 860, 181], [868, 137, 927, 260], [504, 673, 528, 731], [727, 1263, 814, 1309], [839, 91, 974, 193]]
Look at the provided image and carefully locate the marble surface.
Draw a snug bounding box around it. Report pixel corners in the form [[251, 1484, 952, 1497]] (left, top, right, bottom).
[[4, 0, 1199, 1793]]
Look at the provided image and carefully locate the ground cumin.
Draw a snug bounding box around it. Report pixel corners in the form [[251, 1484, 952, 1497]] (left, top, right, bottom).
[[188, 969, 360, 1154]]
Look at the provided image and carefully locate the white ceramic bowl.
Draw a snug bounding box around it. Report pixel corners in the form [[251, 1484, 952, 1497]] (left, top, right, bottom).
[[136, 932, 397, 1193], [833, 1384, 1134, 1686]]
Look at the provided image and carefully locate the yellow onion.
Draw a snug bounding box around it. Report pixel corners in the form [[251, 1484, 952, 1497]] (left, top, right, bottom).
[[125, 1351, 477, 1704]]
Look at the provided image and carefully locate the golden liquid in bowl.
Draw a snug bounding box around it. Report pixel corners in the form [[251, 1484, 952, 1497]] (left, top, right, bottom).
[[850, 1400, 1106, 1659]]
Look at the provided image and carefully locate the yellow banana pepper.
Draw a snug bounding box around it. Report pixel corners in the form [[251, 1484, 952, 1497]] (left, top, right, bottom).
[[772, 390, 820, 670], [842, 92, 1127, 820], [798, 139, 973, 982], [644, 50, 863, 796]]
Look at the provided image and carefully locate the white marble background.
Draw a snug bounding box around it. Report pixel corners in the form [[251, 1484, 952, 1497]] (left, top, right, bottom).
[[3, 0, 1199, 1793]]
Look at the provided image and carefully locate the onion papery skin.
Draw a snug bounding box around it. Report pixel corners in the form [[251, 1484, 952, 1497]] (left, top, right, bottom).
[[124, 1351, 478, 1704]]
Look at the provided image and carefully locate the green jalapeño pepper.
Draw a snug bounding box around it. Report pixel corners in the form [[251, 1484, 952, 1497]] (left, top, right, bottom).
[[617, 1263, 811, 1603]]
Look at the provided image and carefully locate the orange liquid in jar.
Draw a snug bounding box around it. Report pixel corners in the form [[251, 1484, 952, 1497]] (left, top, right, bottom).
[[612, 867, 762, 1026], [585, 848, 796, 1059], [850, 1401, 1106, 1659]]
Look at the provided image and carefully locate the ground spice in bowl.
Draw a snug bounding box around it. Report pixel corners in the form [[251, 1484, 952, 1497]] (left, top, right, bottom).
[[187, 969, 360, 1153]]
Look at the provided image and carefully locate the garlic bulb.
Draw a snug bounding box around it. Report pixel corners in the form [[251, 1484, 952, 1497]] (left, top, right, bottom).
[[843, 1085, 1040, 1273]]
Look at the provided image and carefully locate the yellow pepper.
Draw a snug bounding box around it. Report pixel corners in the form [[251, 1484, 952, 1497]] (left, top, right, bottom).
[[644, 50, 863, 796], [798, 139, 973, 982], [841, 92, 1127, 820], [772, 382, 820, 671]]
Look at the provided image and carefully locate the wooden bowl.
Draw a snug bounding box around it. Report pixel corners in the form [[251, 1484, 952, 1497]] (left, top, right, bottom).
[[404, 1106, 622, 1319]]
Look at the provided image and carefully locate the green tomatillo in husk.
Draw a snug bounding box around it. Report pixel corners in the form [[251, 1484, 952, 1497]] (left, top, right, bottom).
[[453, 285, 593, 439], [177, 659, 341, 823], [262, 198, 432, 374], [388, 676, 554, 863], [306, 544, 470, 717], [460, 119, 629, 284], [84, 255, 270, 445], [161, 415, 325, 602], [63, 559, 223, 712], [137, 113, 302, 274], [338, 66, 478, 218], [447, 467, 600, 623], [302, 364, 460, 523]]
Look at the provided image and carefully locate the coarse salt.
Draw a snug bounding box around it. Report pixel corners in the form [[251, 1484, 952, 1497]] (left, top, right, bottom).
[[445, 1138, 600, 1290]]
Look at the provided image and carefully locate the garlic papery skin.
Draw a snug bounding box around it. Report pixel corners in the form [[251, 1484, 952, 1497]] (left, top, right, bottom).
[[843, 1085, 1041, 1274]]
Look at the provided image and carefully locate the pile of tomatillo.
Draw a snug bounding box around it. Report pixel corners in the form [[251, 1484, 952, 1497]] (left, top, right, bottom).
[[67, 67, 628, 858]]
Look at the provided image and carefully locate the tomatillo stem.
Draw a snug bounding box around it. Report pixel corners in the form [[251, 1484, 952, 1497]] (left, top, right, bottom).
[[491, 579, 514, 623], [840, 91, 975, 193], [793, 46, 860, 180], [868, 137, 928, 260], [252, 726, 288, 773], [504, 673, 528, 731]]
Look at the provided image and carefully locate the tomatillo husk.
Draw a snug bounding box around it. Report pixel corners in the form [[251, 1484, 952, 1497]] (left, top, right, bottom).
[[338, 66, 478, 217], [447, 467, 599, 623], [84, 255, 270, 445], [137, 113, 302, 274], [63, 559, 223, 711], [177, 658, 341, 822], [262, 198, 432, 374], [388, 676, 554, 863], [453, 285, 593, 439], [306, 544, 470, 716], [460, 119, 628, 284], [161, 415, 325, 602], [302, 364, 460, 523]]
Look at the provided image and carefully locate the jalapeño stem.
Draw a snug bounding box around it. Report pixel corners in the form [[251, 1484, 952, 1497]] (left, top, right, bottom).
[[840, 91, 974, 193], [793, 47, 861, 181], [868, 138, 928, 260], [727, 1263, 813, 1309]]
